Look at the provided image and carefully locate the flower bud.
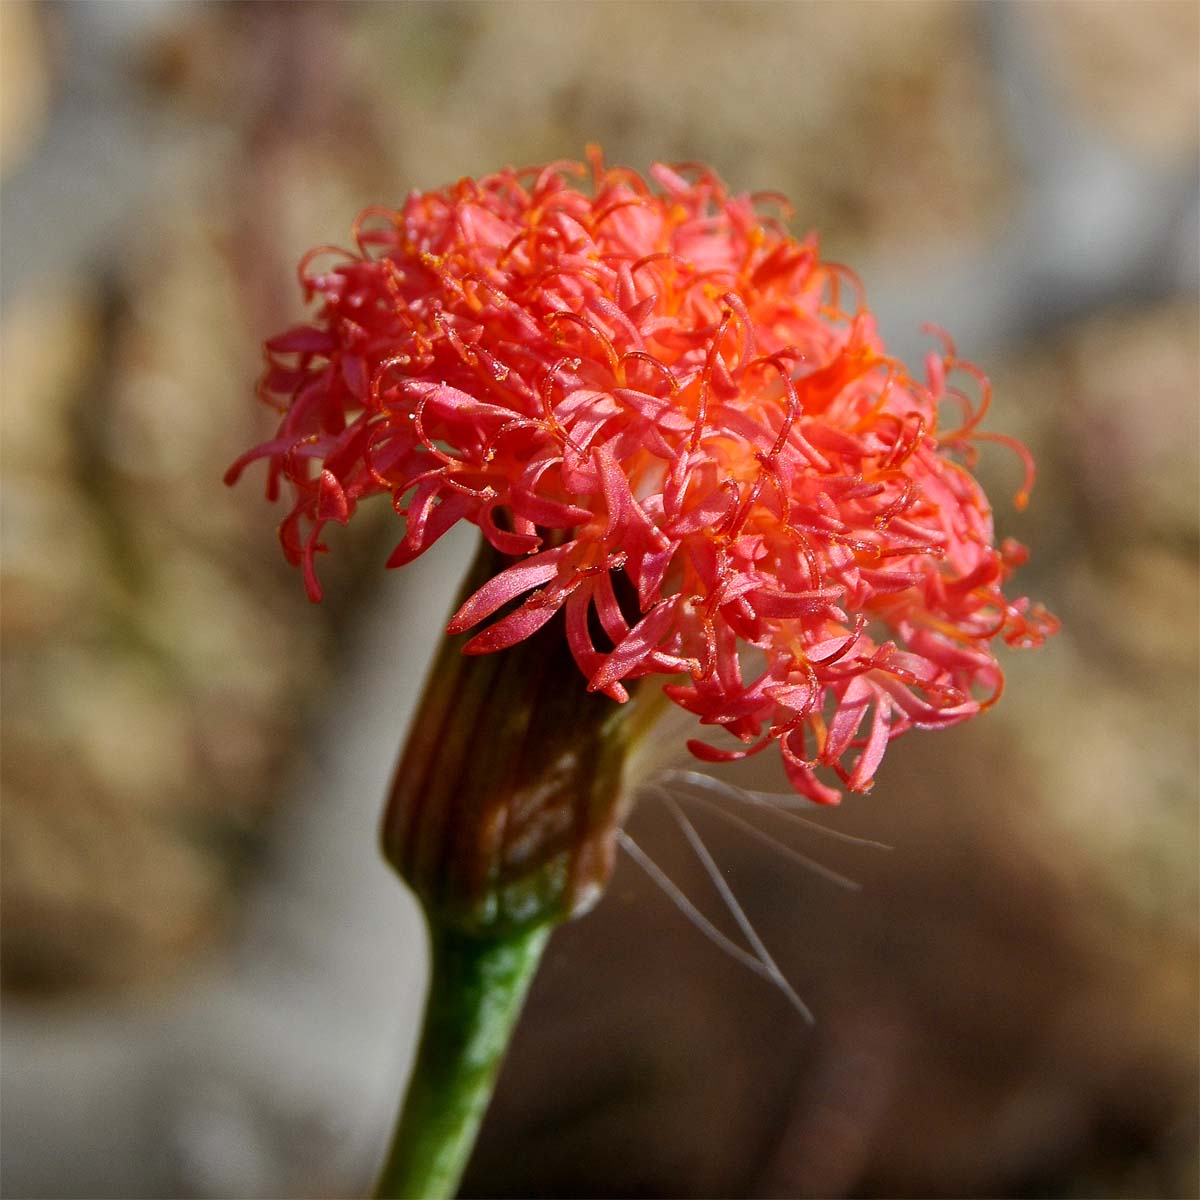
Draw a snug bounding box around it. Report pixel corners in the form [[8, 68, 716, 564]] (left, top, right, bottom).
[[382, 540, 663, 933]]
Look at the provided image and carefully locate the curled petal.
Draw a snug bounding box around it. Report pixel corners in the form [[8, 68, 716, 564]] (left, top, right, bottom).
[[589, 599, 678, 692], [266, 326, 336, 355], [387, 486, 476, 568], [316, 470, 350, 524], [750, 587, 844, 619], [448, 542, 576, 634], [685, 735, 772, 763], [463, 595, 563, 654], [845, 693, 892, 792]]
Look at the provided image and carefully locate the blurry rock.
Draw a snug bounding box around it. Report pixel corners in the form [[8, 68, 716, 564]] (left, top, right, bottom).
[[1031, 1, 1200, 164], [0, 2, 50, 179], [987, 304, 1199, 932], [1064, 304, 1199, 545], [0, 3, 394, 994]]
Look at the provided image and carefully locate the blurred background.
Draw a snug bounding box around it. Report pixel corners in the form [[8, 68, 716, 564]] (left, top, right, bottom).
[[2, 2, 1197, 1197]]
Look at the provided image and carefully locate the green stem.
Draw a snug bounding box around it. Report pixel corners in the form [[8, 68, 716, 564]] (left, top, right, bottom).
[[374, 920, 551, 1199]]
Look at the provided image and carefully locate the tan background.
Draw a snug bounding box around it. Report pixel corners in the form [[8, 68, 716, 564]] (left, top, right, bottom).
[[2, 3, 1197, 1197]]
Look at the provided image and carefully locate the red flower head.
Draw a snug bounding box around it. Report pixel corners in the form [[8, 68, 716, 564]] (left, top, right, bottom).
[[228, 150, 1057, 806]]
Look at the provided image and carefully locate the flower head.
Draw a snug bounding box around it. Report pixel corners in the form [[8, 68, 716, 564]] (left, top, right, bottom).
[[228, 150, 1056, 805]]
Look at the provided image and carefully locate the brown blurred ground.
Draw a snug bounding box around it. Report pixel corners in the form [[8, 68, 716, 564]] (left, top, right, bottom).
[[2, 3, 1197, 1198]]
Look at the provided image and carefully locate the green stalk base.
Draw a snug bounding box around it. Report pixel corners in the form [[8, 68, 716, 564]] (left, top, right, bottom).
[[374, 921, 551, 1200]]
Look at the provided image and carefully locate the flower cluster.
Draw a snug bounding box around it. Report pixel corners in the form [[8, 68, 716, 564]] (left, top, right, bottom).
[[228, 152, 1056, 804]]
